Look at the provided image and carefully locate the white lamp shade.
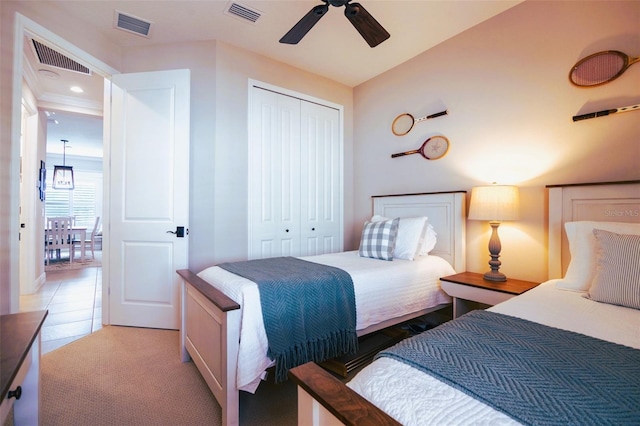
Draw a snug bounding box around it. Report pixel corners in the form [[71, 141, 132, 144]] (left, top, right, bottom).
[[468, 185, 519, 221]]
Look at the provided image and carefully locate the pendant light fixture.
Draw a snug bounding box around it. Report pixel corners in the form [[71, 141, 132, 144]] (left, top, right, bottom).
[[52, 139, 75, 190]]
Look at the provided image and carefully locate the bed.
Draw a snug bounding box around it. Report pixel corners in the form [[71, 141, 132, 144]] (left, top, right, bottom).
[[177, 191, 467, 425], [290, 180, 640, 425]]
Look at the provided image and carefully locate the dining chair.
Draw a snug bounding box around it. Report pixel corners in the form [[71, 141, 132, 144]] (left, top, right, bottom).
[[73, 216, 100, 259], [45, 217, 75, 265]]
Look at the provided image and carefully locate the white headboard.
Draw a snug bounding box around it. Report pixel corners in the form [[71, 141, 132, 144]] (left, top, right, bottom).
[[547, 181, 640, 279], [372, 191, 466, 272]]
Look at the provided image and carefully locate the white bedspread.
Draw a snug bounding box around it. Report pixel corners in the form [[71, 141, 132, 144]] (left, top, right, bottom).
[[197, 251, 454, 392], [347, 280, 640, 425]]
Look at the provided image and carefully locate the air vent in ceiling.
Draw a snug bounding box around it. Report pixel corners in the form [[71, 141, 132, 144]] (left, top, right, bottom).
[[114, 10, 152, 37], [225, 1, 262, 23], [31, 39, 91, 75]]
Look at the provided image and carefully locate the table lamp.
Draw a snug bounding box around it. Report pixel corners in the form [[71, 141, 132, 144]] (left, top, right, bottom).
[[468, 185, 520, 282]]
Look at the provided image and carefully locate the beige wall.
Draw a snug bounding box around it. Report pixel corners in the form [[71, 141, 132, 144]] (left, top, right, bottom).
[[121, 40, 354, 272], [212, 41, 354, 268], [352, 1, 640, 282]]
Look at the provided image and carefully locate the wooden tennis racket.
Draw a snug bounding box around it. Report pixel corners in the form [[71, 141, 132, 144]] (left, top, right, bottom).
[[391, 136, 450, 160], [391, 110, 447, 136], [573, 104, 639, 121], [570, 50, 639, 87]]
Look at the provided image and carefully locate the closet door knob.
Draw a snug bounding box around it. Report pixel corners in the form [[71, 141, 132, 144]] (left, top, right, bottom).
[[311, 228, 315, 231], [285, 229, 289, 233]]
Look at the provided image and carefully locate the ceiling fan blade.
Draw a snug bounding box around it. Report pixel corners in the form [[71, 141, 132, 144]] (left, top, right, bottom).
[[280, 4, 329, 44], [344, 2, 390, 48]]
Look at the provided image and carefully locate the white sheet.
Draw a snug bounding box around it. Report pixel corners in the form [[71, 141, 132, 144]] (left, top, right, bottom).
[[347, 280, 640, 425], [197, 251, 454, 392]]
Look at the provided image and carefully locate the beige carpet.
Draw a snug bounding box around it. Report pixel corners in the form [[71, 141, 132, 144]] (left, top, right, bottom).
[[42, 326, 222, 425], [41, 325, 298, 425], [44, 251, 102, 272]]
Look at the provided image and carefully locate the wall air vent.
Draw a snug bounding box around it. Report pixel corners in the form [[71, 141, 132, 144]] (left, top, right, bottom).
[[114, 10, 152, 37], [31, 39, 91, 75], [225, 1, 262, 23]]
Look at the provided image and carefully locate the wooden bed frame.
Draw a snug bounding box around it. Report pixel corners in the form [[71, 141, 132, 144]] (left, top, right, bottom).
[[290, 180, 640, 426], [176, 191, 466, 425]]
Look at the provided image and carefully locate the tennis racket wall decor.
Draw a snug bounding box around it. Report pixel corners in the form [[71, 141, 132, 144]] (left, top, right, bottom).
[[572, 104, 639, 122], [569, 50, 639, 87], [391, 135, 450, 160], [391, 109, 447, 136]]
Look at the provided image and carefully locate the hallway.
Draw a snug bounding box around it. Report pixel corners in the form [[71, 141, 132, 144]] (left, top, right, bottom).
[[20, 267, 102, 355]]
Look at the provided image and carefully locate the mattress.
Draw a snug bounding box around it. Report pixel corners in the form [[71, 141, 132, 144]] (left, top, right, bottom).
[[347, 280, 640, 425], [197, 250, 455, 392]]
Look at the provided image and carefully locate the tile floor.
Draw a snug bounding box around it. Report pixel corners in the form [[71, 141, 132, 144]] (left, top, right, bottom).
[[20, 266, 102, 355]]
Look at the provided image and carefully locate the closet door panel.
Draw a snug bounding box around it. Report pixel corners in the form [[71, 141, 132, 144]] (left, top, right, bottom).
[[249, 88, 300, 259], [300, 101, 342, 256]]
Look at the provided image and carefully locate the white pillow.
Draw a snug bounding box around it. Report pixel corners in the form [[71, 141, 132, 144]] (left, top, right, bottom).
[[418, 222, 437, 255], [559, 221, 640, 291], [370, 215, 428, 260]]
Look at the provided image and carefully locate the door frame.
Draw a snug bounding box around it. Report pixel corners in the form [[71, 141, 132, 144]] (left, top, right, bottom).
[[247, 79, 346, 258], [10, 13, 118, 317]]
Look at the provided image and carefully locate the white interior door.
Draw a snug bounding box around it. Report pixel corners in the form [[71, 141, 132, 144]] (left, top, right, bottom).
[[108, 69, 190, 329]]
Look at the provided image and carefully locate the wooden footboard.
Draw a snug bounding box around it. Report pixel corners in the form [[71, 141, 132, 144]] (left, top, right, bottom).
[[177, 269, 242, 426], [289, 362, 400, 426], [178, 267, 450, 425]]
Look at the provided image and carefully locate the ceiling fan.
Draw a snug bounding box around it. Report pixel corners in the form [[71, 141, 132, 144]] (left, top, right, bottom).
[[279, 0, 390, 48]]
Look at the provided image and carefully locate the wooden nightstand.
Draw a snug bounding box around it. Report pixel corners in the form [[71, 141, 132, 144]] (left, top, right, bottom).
[[440, 272, 539, 318]]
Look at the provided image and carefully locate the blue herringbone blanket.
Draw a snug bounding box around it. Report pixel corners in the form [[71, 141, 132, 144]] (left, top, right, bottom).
[[377, 310, 640, 426], [219, 257, 357, 382]]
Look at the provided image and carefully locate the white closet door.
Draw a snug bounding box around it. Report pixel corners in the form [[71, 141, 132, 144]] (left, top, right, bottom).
[[299, 101, 342, 256], [249, 87, 301, 259]]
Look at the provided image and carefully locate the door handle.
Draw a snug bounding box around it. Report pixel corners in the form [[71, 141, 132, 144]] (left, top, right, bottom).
[[8, 386, 22, 400], [166, 226, 188, 237]]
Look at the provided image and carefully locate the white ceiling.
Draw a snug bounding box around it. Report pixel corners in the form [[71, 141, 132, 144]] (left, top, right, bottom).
[[24, 0, 523, 158]]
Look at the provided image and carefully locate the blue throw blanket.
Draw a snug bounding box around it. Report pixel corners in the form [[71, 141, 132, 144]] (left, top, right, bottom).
[[219, 257, 357, 383], [377, 310, 640, 425]]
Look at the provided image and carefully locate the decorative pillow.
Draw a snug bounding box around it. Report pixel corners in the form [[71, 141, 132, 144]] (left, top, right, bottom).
[[370, 215, 427, 260], [559, 221, 640, 291], [358, 218, 400, 261], [588, 229, 640, 310], [418, 223, 438, 255]]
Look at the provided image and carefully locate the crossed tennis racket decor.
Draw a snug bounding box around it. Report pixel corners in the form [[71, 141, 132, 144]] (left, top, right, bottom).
[[569, 50, 640, 122], [390, 107, 450, 161]]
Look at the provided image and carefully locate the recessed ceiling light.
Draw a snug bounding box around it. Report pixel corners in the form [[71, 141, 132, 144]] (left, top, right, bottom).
[[38, 69, 60, 79], [70, 86, 84, 93]]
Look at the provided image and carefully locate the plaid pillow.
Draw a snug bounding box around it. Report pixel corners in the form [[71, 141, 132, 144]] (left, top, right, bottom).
[[358, 218, 400, 261]]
